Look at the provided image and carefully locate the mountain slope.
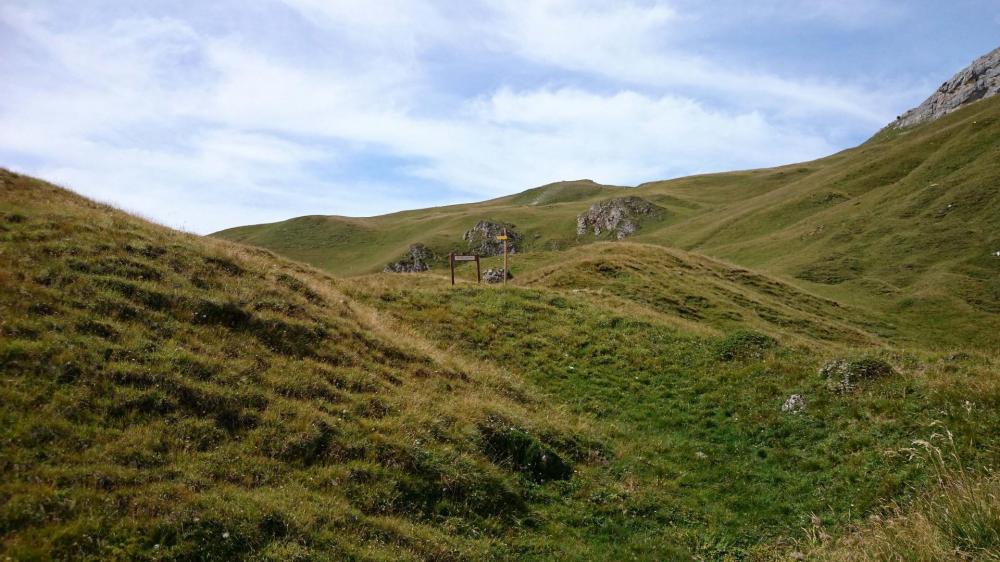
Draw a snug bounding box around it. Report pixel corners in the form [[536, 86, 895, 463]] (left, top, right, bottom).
[[8, 169, 1000, 560], [213, 179, 636, 277], [214, 92, 1000, 350]]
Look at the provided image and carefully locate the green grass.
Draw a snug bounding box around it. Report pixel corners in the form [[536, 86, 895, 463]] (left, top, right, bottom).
[[812, 434, 1000, 561], [0, 171, 604, 560], [343, 272, 1000, 560], [7, 170, 1000, 560], [214, 95, 1000, 350], [4, 92, 1000, 561]]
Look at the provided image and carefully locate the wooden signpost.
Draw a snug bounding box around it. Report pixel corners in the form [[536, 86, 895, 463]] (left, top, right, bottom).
[[496, 229, 509, 286], [449, 253, 481, 285], [449, 228, 510, 286]]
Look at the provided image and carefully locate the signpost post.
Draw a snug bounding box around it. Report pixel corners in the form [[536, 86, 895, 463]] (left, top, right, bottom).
[[496, 229, 509, 286]]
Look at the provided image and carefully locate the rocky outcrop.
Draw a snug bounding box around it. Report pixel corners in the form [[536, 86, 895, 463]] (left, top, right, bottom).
[[483, 268, 512, 284], [890, 47, 1000, 129], [819, 357, 894, 393], [781, 394, 805, 413], [576, 196, 663, 240], [464, 221, 521, 256], [383, 243, 433, 273]]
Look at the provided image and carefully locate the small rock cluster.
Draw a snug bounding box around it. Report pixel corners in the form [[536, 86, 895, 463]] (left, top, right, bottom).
[[383, 243, 433, 273], [483, 268, 512, 284], [576, 196, 662, 240], [818, 357, 894, 393], [464, 220, 521, 256]]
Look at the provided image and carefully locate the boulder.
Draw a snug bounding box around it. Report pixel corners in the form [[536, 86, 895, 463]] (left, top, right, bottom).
[[383, 243, 433, 273], [781, 394, 805, 413], [464, 220, 521, 256], [576, 196, 663, 240], [819, 357, 894, 392], [483, 268, 512, 284]]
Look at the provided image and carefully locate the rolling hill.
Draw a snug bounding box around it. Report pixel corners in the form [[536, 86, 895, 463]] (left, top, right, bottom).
[[7, 167, 1000, 560], [4, 48, 1000, 561], [214, 94, 1000, 351]]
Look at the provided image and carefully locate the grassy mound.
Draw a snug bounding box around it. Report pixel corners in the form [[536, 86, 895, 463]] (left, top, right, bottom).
[[516, 243, 878, 346], [0, 171, 594, 560]]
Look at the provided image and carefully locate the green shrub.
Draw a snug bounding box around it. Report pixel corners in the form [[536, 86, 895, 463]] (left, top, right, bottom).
[[715, 330, 778, 361]]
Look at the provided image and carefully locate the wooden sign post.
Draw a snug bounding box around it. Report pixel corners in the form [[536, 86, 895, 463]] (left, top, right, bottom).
[[496, 229, 509, 286], [449, 252, 481, 285]]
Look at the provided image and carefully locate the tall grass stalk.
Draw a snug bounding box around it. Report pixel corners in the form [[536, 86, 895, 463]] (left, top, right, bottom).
[[817, 432, 1000, 561]]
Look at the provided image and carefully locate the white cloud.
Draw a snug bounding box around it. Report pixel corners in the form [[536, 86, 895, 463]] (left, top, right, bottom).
[[481, 0, 908, 124], [0, 0, 938, 234]]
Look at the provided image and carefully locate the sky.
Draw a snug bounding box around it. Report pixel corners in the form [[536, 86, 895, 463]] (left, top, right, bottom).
[[1, 1, 997, 234]]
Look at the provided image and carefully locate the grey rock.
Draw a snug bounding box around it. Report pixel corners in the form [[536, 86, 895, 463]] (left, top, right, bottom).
[[781, 394, 805, 413], [819, 357, 894, 393], [576, 196, 663, 240], [383, 243, 433, 273], [890, 47, 1000, 129], [464, 220, 521, 256], [483, 268, 512, 284]]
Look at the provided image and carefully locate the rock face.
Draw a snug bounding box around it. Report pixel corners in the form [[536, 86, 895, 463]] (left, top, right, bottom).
[[383, 243, 433, 273], [464, 220, 521, 256], [890, 47, 1000, 129], [576, 196, 662, 240], [483, 268, 512, 284]]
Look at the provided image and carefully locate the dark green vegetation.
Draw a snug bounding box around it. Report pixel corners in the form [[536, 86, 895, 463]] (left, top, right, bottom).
[[4, 89, 1000, 561], [215, 95, 1000, 350]]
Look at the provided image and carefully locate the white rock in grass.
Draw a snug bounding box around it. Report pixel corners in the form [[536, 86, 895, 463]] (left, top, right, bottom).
[[781, 394, 805, 413]]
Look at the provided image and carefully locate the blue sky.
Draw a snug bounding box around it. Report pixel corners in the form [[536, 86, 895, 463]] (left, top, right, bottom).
[[1, 1, 997, 233]]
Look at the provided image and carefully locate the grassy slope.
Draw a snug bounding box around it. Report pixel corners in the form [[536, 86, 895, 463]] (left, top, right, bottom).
[[213, 180, 629, 277], [4, 171, 1000, 560], [0, 170, 604, 561], [213, 96, 1000, 350], [344, 270, 999, 560]]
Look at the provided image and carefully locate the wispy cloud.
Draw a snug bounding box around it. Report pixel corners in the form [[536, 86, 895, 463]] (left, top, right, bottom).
[[0, 0, 993, 232]]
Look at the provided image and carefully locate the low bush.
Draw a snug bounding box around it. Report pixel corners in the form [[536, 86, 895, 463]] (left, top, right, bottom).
[[715, 330, 778, 361]]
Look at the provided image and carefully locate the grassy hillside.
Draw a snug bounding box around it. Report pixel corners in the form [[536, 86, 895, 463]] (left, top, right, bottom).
[[0, 170, 602, 560], [344, 269, 1000, 560], [6, 169, 1000, 560], [212, 180, 629, 277], [213, 95, 1000, 350]]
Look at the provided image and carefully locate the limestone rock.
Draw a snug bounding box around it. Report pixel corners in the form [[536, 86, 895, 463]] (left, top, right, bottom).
[[576, 196, 663, 240], [890, 47, 1000, 129], [383, 243, 433, 273], [464, 220, 521, 256], [819, 357, 894, 393], [483, 268, 512, 284], [781, 394, 805, 413]]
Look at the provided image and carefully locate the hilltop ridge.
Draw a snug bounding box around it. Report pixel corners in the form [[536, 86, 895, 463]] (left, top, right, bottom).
[[215, 92, 1000, 350]]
